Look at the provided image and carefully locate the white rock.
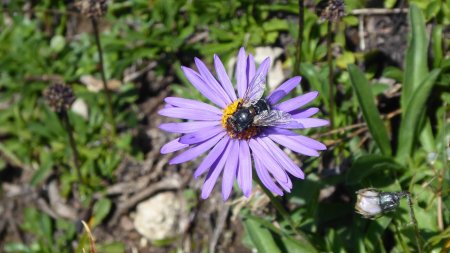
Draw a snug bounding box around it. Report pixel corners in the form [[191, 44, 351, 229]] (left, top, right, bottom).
[[71, 98, 89, 120], [133, 192, 188, 241]]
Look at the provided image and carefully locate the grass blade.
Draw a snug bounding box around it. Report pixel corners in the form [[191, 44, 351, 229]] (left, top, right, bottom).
[[396, 69, 441, 164], [348, 64, 392, 156], [402, 4, 428, 109]]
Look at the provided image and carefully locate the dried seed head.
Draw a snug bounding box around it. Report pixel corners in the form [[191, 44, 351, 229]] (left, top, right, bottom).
[[316, 0, 345, 22], [44, 83, 75, 113], [76, 0, 108, 18]]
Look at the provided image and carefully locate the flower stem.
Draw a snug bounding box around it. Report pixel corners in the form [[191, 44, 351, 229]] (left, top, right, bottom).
[[403, 192, 423, 253], [60, 110, 83, 184], [326, 20, 334, 129], [255, 179, 310, 244], [91, 17, 116, 137], [293, 0, 304, 76]]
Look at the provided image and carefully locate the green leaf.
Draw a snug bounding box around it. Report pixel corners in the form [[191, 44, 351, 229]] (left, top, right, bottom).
[[402, 4, 428, 109], [246, 215, 318, 253], [97, 242, 126, 253], [300, 63, 328, 107], [30, 152, 53, 186], [92, 198, 112, 227], [396, 69, 441, 164], [346, 154, 404, 185], [336, 52, 356, 69], [243, 217, 282, 253], [431, 25, 443, 68], [3, 243, 33, 253], [348, 64, 392, 156], [50, 35, 66, 53], [263, 19, 289, 32]]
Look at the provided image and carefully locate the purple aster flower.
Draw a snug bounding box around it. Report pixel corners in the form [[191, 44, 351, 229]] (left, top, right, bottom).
[[159, 48, 328, 200]]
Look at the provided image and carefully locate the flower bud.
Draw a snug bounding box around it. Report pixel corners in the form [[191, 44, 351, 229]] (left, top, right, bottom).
[[356, 188, 409, 219], [355, 188, 383, 219]]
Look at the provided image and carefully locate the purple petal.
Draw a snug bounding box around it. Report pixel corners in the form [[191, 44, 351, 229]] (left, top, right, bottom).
[[159, 107, 222, 121], [276, 121, 305, 129], [248, 139, 290, 186], [169, 132, 226, 164], [164, 97, 222, 115], [161, 138, 189, 154], [247, 54, 256, 85], [278, 176, 292, 193], [254, 138, 294, 192], [268, 134, 319, 157], [179, 126, 225, 145], [295, 118, 329, 128], [266, 127, 325, 150], [253, 155, 283, 196], [159, 121, 220, 134], [214, 55, 237, 101], [266, 76, 302, 105], [194, 136, 230, 178], [264, 127, 297, 136], [273, 91, 318, 112], [221, 140, 239, 200], [201, 140, 233, 199], [195, 58, 232, 105], [290, 107, 319, 118], [294, 135, 326, 150], [236, 47, 248, 99], [259, 137, 304, 179], [237, 140, 252, 197], [182, 66, 227, 108]]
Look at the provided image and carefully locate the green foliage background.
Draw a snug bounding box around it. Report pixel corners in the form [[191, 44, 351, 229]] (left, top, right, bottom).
[[0, 0, 449, 252]]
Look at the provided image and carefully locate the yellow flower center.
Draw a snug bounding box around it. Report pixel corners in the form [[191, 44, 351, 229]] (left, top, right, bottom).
[[222, 99, 259, 140]]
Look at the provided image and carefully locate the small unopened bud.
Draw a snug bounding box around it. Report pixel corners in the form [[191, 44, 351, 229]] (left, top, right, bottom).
[[43, 83, 75, 113], [315, 0, 345, 22], [355, 188, 407, 219], [355, 188, 382, 218], [76, 0, 108, 18]]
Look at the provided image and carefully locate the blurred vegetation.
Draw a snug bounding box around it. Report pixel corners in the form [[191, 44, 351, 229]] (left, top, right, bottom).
[[0, 0, 449, 252]]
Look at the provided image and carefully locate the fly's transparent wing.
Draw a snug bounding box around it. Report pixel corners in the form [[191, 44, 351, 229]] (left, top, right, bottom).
[[253, 110, 292, 127], [242, 69, 266, 106]]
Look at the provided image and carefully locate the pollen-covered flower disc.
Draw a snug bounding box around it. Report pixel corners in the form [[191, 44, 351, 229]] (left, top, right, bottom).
[[159, 48, 328, 200]]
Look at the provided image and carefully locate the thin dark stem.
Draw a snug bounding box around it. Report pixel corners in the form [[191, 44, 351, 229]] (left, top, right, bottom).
[[294, 0, 304, 76], [404, 192, 423, 253], [326, 20, 334, 129], [60, 110, 83, 183], [91, 17, 116, 137], [255, 179, 311, 245]]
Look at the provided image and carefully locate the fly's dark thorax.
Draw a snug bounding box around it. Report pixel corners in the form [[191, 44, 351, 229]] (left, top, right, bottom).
[[227, 99, 271, 134], [253, 99, 271, 114]]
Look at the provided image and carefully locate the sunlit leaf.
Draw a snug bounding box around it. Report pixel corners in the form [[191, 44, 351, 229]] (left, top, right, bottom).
[[402, 4, 428, 109], [348, 64, 392, 156], [396, 69, 441, 164]]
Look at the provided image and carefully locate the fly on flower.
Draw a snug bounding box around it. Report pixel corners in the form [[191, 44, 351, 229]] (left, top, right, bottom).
[[159, 48, 328, 200], [226, 63, 292, 136]]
